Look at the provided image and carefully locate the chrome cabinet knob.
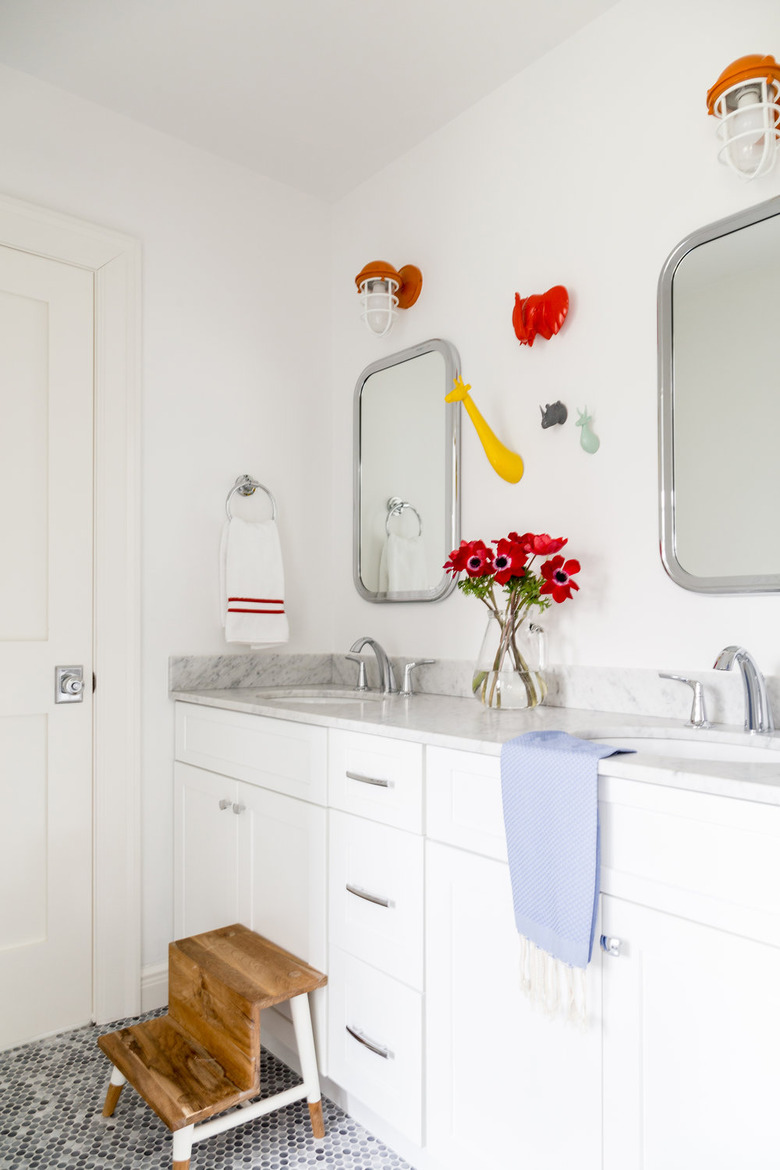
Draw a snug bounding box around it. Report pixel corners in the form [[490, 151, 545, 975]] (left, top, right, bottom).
[[600, 935, 622, 957], [218, 799, 232, 810]]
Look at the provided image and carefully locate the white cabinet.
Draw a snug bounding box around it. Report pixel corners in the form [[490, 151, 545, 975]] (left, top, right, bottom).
[[327, 730, 425, 1144], [425, 756, 601, 1170], [174, 699, 780, 1170], [602, 894, 780, 1170], [599, 777, 780, 1170], [173, 703, 327, 1065]]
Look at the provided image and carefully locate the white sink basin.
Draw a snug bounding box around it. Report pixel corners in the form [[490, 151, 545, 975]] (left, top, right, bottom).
[[249, 687, 384, 705], [599, 735, 780, 764]]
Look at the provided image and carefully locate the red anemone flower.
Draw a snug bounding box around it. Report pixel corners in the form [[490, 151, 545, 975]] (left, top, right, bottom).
[[540, 555, 581, 602], [444, 539, 494, 578], [510, 531, 568, 557], [492, 538, 528, 585]]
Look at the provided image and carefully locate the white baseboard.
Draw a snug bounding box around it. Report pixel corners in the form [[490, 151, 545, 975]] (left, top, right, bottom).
[[140, 961, 168, 1013]]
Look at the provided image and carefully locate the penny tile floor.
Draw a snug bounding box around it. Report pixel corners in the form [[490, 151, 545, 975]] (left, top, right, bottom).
[[0, 1014, 414, 1170]]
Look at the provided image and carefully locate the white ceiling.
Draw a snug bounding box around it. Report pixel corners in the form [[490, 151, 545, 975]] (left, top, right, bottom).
[[0, 0, 618, 200]]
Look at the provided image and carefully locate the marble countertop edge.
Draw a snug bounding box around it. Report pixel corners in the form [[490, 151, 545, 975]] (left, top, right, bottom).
[[171, 686, 780, 806]]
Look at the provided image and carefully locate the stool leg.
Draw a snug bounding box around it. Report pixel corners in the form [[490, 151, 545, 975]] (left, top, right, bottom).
[[102, 1066, 127, 1117], [289, 993, 325, 1139], [172, 1124, 194, 1170]]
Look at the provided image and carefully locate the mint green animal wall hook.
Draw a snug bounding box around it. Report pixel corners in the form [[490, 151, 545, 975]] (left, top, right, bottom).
[[576, 407, 600, 454]]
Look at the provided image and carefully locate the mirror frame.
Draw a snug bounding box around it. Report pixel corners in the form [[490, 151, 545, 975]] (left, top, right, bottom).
[[658, 194, 780, 594], [353, 337, 461, 603]]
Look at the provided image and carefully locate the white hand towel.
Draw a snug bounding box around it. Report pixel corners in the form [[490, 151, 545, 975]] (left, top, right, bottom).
[[378, 533, 428, 593], [220, 517, 289, 645]]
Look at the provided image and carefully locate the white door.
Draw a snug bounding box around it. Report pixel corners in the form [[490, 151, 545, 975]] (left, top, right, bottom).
[[0, 244, 94, 1049], [602, 893, 780, 1170]]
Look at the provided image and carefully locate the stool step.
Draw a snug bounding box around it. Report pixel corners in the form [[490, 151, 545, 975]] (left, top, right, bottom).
[[98, 1016, 255, 1131], [173, 924, 327, 1009]]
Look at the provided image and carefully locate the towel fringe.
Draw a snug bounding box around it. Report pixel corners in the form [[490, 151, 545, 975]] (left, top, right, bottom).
[[517, 935, 587, 1026]]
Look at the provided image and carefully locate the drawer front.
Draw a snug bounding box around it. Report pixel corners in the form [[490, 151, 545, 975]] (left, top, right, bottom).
[[174, 702, 327, 804], [329, 730, 423, 832], [328, 948, 423, 1143], [426, 746, 506, 860], [329, 810, 423, 989], [600, 775, 780, 944]]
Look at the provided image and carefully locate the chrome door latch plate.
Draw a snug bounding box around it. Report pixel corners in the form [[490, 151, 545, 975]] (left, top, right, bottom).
[[55, 665, 85, 703]]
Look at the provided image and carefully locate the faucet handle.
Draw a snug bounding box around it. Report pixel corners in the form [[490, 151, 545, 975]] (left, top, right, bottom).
[[399, 659, 435, 698], [345, 654, 369, 692], [659, 672, 710, 729]]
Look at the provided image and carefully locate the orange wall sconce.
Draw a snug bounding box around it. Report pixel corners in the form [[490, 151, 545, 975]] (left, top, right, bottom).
[[354, 261, 423, 337], [513, 285, 569, 347], [706, 55, 780, 180]]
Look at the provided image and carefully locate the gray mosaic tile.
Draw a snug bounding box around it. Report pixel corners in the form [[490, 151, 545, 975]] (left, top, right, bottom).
[[0, 1013, 415, 1170]]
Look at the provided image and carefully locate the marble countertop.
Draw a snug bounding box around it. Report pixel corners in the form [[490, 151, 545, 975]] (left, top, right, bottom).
[[172, 686, 780, 807]]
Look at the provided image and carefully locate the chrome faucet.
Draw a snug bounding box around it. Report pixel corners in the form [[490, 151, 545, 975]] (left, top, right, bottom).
[[349, 636, 397, 694], [713, 645, 774, 733]]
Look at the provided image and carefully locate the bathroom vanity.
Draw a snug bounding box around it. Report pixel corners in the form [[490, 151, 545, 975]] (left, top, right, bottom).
[[171, 688, 780, 1170]]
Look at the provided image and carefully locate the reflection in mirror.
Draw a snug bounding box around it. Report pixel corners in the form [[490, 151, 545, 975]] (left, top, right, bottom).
[[659, 195, 780, 592], [354, 339, 460, 602]]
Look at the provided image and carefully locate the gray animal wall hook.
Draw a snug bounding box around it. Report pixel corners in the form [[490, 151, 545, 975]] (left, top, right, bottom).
[[540, 401, 568, 429]]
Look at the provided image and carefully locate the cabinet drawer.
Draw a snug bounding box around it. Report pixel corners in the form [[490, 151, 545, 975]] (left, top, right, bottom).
[[329, 730, 423, 832], [600, 775, 780, 944], [175, 702, 327, 804], [426, 746, 506, 860], [329, 810, 423, 989], [328, 948, 422, 1143]]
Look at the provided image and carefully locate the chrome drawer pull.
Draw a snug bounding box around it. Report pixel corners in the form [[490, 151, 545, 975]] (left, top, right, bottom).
[[346, 883, 393, 909], [346, 1025, 393, 1060], [346, 770, 394, 789]]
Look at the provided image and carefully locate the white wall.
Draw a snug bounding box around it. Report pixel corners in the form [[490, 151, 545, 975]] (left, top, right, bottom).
[[331, 0, 780, 677], [0, 65, 333, 966]]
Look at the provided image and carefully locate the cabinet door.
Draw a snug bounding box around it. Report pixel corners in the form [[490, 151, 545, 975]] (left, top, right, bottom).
[[426, 840, 601, 1170], [173, 763, 240, 938], [602, 893, 780, 1170], [237, 784, 326, 966], [237, 783, 327, 1066]]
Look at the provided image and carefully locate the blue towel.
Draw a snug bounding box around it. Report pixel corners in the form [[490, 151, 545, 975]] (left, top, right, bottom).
[[500, 730, 632, 971]]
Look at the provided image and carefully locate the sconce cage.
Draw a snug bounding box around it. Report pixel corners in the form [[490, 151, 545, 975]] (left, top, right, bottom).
[[712, 78, 780, 179], [707, 56, 780, 181], [358, 276, 400, 337]]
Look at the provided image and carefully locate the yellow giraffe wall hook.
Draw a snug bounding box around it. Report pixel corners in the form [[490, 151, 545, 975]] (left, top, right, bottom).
[[445, 376, 524, 484]]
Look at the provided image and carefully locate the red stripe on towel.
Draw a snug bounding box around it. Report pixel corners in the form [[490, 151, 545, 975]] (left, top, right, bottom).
[[228, 596, 284, 604], [228, 607, 285, 614]]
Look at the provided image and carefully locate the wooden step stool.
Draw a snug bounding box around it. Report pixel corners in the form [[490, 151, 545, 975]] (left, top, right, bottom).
[[97, 924, 327, 1169]]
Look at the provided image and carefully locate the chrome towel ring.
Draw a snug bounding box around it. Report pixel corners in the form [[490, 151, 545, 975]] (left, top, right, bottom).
[[225, 474, 278, 520], [385, 496, 422, 537]]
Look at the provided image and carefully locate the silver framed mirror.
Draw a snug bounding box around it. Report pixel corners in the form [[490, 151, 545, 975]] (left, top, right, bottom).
[[353, 338, 460, 602], [659, 194, 780, 593]]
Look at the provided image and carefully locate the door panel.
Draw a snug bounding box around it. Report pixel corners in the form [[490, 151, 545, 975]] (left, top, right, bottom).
[[602, 893, 780, 1170], [0, 245, 94, 1049]]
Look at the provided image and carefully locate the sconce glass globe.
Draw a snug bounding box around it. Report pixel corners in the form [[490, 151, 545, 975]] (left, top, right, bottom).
[[360, 276, 399, 337]]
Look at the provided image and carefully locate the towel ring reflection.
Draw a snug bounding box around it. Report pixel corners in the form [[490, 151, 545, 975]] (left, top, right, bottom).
[[225, 474, 277, 520], [385, 496, 422, 537]]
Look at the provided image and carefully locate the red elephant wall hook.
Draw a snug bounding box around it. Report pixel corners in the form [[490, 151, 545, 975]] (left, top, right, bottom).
[[513, 285, 569, 346]]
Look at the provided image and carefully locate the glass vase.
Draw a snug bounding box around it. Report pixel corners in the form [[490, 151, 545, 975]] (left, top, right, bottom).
[[472, 610, 547, 710]]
